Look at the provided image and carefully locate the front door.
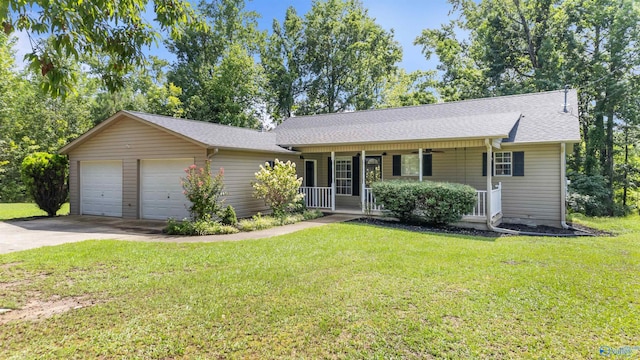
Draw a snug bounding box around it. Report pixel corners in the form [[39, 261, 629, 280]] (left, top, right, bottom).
[[304, 160, 316, 187], [365, 156, 382, 186]]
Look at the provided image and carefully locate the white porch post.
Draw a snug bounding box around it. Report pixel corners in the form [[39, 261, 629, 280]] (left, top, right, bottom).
[[331, 151, 336, 211], [485, 139, 492, 225], [361, 150, 366, 212], [418, 148, 423, 182]]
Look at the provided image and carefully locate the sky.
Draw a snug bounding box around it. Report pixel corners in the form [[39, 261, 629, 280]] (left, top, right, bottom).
[[12, 0, 457, 73]]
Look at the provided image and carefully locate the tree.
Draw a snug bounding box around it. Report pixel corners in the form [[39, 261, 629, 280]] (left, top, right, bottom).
[[299, 0, 402, 113], [379, 70, 438, 108], [414, 23, 489, 101], [167, 0, 265, 127], [0, 36, 95, 201], [0, 0, 202, 97], [90, 56, 185, 123], [416, 0, 640, 215], [261, 6, 306, 122], [20, 152, 68, 217]]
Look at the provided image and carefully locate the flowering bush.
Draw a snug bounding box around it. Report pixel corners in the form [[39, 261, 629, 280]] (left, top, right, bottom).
[[252, 159, 304, 218], [181, 161, 226, 221]]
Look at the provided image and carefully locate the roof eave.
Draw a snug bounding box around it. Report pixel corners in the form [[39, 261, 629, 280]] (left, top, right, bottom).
[[501, 139, 582, 146], [59, 111, 211, 154], [211, 145, 300, 155], [277, 134, 510, 148]]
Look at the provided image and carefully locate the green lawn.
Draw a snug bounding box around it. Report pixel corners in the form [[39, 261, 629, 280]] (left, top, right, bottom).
[[0, 203, 69, 220], [0, 218, 638, 358]]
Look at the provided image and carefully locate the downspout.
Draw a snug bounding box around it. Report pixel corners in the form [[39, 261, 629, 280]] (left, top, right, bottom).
[[485, 139, 520, 235], [560, 143, 571, 229], [207, 147, 219, 160]]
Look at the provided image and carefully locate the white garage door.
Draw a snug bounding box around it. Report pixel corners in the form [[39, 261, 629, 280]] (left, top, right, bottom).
[[80, 160, 123, 217], [140, 159, 193, 220]]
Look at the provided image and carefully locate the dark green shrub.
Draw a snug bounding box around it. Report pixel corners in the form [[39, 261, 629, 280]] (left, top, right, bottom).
[[20, 152, 68, 217], [567, 173, 611, 216], [372, 180, 477, 225], [221, 205, 238, 226]]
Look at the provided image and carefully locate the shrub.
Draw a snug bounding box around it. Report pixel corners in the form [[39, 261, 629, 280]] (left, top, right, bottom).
[[165, 218, 238, 236], [567, 173, 611, 216], [20, 152, 68, 217], [237, 213, 280, 231], [236, 210, 323, 232], [181, 161, 226, 221], [372, 180, 476, 225], [302, 209, 324, 221], [252, 159, 303, 218], [220, 205, 238, 226]]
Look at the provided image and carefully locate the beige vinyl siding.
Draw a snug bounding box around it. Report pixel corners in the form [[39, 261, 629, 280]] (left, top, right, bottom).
[[210, 150, 301, 218], [302, 154, 327, 187], [496, 144, 561, 226], [303, 144, 562, 226], [67, 116, 206, 217], [382, 145, 561, 225]]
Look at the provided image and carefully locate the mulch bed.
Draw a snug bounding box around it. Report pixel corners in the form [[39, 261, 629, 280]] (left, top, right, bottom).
[[348, 217, 610, 238]]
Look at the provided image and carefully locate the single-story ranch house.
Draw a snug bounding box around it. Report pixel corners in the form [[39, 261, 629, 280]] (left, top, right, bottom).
[[59, 89, 580, 229]]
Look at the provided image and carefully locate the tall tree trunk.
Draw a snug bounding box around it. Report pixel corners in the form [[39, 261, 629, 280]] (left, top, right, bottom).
[[605, 102, 615, 215], [623, 125, 629, 207]]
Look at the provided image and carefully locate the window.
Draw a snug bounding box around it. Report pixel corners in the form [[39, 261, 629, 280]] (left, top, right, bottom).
[[401, 154, 419, 176], [494, 152, 512, 176], [335, 157, 352, 195]]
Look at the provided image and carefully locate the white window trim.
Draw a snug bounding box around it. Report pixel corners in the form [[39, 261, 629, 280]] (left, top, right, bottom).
[[494, 151, 512, 177], [335, 156, 352, 196], [401, 154, 419, 177]]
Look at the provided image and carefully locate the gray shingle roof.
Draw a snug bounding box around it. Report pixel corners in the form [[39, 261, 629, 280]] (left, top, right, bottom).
[[124, 111, 295, 154], [274, 89, 581, 146]]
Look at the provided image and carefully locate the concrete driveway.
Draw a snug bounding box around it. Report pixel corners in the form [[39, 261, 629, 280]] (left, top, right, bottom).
[[0, 214, 361, 254], [0, 216, 166, 254]]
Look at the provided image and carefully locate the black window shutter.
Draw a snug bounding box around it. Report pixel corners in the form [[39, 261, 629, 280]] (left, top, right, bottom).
[[392, 155, 401, 176], [327, 157, 332, 186], [513, 151, 525, 176], [422, 154, 432, 176], [352, 156, 360, 196], [482, 152, 494, 176], [482, 152, 487, 176]]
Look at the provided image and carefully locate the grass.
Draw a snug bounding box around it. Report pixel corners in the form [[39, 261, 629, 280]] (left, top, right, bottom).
[[0, 203, 69, 220], [0, 217, 638, 358]]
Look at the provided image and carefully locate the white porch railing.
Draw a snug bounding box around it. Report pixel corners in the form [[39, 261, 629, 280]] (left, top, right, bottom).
[[471, 190, 487, 217], [491, 182, 502, 218], [299, 186, 332, 209], [363, 187, 383, 213], [301, 184, 502, 218], [469, 183, 502, 218]]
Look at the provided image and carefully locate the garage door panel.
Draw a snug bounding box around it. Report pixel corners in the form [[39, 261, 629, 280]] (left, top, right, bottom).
[[141, 159, 192, 220], [80, 160, 123, 217]]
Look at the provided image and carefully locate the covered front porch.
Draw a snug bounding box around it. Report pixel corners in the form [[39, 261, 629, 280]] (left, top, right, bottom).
[[300, 183, 502, 224], [296, 140, 505, 228]]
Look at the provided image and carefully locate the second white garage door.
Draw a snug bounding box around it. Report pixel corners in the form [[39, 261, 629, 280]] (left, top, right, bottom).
[[140, 159, 193, 220]]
